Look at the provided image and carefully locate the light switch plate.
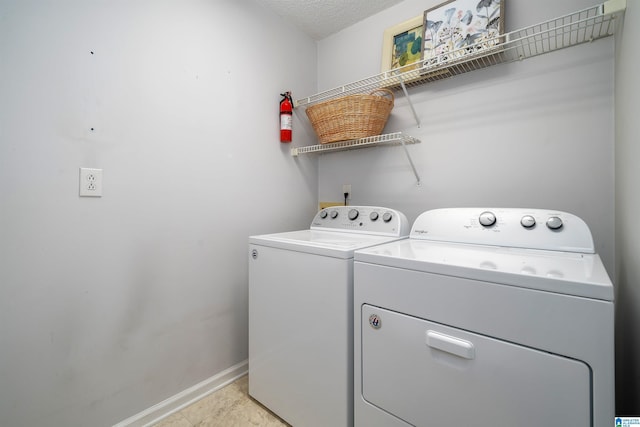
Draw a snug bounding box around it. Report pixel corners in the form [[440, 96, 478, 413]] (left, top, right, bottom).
[[79, 168, 103, 197]]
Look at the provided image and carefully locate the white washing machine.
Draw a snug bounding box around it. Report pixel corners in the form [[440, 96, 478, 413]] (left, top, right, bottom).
[[249, 206, 410, 427], [353, 208, 614, 427]]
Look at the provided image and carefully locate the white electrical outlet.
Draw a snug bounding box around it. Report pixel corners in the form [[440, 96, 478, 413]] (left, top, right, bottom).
[[343, 184, 351, 197], [79, 168, 103, 197]]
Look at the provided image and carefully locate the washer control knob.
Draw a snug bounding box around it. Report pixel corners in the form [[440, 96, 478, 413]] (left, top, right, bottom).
[[370, 212, 379, 221], [521, 215, 536, 228], [546, 216, 563, 230], [382, 212, 393, 222], [348, 209, 359, 220], [330, 210, 338, 219], [319, 210, 328, 219], [479, 211, 496, 227]]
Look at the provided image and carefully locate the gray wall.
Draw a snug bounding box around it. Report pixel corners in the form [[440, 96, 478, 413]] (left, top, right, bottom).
[[615, 0, 640, 414], [0, 0, 318, 425]]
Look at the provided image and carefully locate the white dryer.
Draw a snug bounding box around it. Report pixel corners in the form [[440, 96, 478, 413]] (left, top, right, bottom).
[[249, 206, 409, 427], [353, 208, 614, 427]]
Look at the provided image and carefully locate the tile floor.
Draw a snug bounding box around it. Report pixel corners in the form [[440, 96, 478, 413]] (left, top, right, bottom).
[[151, 375, 290, 427]]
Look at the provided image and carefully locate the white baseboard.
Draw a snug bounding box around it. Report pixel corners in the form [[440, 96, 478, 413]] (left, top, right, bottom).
[[113, 359, 248, 427]]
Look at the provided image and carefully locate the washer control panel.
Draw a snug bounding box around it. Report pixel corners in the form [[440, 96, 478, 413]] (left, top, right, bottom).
[[311, 206, 410, 237], [411, 208, 595, 253]]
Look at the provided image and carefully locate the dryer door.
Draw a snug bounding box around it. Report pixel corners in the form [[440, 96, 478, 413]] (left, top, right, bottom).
[[360, 305, 591, 427]]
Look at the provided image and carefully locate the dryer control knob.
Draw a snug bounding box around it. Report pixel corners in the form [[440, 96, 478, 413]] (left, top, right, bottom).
[[370, 212, 379, 221], [330, 210, 338, 219], [319, 210, 328, 219], [382, 212, 393, 222], [479, 211, 496, 227], [546, 216, 563, 230], [348, 209, 359, 220], [521, 215, 536, 228]]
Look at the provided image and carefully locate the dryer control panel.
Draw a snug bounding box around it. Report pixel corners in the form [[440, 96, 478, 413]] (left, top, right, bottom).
[[311, 206, 410, 237], [410, 208, 595, 253]]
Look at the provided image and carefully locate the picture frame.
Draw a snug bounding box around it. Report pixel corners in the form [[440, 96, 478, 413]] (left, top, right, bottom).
[[422, 0, 504, 65], [381, 15, 424, 73]]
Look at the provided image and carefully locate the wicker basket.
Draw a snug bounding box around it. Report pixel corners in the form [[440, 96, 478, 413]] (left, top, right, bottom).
[[305, 89, 394, 144]]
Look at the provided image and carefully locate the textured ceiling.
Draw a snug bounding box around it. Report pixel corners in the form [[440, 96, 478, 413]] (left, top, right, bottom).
[[256, 0, 405, 40]]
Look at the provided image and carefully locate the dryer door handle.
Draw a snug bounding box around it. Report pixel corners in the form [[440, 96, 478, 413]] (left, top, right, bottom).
[[426, 330, 476, 360]]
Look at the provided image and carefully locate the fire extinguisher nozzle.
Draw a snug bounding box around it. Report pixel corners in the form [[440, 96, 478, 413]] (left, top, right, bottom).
[[280, 91, 293, 143]]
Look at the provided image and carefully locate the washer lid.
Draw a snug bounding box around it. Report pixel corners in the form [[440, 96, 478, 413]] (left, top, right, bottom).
[[354, 239, 613, 301], [250, 230, 407, 258]]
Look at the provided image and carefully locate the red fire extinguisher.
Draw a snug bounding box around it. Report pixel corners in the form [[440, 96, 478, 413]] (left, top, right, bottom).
[[280, 91, 293, 143]]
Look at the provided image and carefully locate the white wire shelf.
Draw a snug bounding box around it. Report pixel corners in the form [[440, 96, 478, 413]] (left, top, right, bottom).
[[294, 0, 625, 108], [290, 132, 420, 156], [291, 132, 422, 183]]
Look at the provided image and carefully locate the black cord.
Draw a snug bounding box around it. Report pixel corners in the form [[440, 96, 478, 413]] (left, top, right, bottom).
[[344, 192, 349, 206]]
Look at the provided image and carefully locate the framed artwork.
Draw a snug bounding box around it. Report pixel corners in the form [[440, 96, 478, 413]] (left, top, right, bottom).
[[381, 15, 424, 73], [422, 0, 504, 64]]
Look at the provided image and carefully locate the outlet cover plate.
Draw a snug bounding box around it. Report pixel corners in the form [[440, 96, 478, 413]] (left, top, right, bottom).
[[79, 168, 103, 197]]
